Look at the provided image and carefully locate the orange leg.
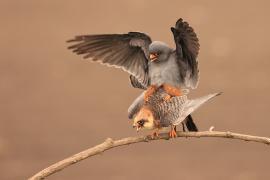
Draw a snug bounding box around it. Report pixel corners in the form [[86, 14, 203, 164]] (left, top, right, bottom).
[[169, 125, 177, 138], [162, 84, 182, 101], [144, 85, 158, 102]]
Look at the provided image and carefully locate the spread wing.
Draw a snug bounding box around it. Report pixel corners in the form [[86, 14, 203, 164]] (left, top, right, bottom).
[[128, 92, 145, 119], [67, 32, 152, 87], [171, 18, 200, 89]]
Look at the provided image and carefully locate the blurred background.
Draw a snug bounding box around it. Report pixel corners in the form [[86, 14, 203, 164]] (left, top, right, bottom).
[[1, 0, 270, 179]]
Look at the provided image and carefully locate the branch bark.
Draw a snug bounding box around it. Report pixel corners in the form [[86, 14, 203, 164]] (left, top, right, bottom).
[[28, 131, 270, 180]]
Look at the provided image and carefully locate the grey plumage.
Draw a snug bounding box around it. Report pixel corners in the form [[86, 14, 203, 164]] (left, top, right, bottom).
[[67, 18, 199, 90], [128, 92, 145, 119], [128, 90, 220, 128], [148, 42, 182, 88], [131, 18, 200, 90]]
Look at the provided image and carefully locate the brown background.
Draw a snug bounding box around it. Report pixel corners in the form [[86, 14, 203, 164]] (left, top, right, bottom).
[[1, 0, 270, 179]]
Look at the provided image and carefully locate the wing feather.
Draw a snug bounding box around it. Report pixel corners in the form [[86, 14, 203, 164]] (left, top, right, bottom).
[[67, 32, 152, 87], [171, 18, 200, 89]]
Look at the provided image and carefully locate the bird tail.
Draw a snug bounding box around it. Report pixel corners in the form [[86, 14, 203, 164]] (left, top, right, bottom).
[[174, 92, 222, 126], [185, 115, 198, 132]]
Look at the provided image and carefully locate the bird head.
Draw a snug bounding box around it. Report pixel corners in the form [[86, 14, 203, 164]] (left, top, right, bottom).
[[133, 106, 155, 131], [149, 41, 172, 62]]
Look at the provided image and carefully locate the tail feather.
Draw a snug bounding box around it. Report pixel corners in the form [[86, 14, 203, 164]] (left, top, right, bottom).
[[185, 115, 198, 132]]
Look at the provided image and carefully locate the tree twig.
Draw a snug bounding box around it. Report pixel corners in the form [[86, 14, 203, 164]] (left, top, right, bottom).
[[28, 130, 270, 180]]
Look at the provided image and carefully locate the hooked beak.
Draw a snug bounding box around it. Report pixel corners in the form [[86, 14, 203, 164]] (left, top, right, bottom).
[[149, 53, 158, 61], [133, 124, 142, 132]]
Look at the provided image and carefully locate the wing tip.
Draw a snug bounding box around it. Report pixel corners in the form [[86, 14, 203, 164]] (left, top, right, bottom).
[[175, 18, 184, 26], [216, 92, 223, 96], [66, 39, 75, 43]]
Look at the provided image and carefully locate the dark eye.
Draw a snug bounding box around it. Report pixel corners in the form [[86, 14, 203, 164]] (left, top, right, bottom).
[[138, 119, 146, 126]]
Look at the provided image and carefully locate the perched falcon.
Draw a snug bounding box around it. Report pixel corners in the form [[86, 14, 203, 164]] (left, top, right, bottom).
[[67, 18, 200, 130], [128, 90, 220, 138], [67, 18, 199, 101]]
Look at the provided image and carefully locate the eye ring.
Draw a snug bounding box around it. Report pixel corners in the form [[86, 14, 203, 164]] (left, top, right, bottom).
[[137, 119, 148, 126], [137, 120, 145, 126]]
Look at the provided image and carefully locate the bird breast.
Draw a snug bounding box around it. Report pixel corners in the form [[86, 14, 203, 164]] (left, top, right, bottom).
[[149, 56, 181, 87]]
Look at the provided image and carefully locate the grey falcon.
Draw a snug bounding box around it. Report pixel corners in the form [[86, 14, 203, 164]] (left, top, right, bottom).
[[128, 90, 221, 138], [67, 18, 199, 97], [67, 18, 200, 130]]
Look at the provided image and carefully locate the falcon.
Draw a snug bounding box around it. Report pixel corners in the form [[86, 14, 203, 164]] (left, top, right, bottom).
[[67, 18, 199, 102], [67, 18, 200, 131], [129, 90, 221, 138]]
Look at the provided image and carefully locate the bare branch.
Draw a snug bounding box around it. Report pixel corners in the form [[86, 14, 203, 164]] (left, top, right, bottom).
[[28, 131, 270, 180]]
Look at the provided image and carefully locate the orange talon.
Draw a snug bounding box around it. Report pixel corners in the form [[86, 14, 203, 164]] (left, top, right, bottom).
[[144, 85, 158, 102], [162, 84, 182, 99], [169, 126, 177, 138]]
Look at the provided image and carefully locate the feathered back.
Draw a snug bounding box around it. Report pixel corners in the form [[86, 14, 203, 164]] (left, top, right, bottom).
[[128, 90, 221, 127], [149, 91, 187, 127], [128, 89, 188, 126]]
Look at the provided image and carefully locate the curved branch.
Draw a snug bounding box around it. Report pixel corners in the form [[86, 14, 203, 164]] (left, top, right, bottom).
[[28, 131, 270, 180]]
